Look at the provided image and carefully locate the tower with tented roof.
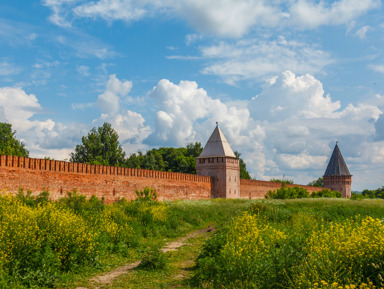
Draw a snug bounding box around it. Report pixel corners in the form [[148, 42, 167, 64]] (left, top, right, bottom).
[[323, 142, 352, 198], [196, 123, 240, 198]]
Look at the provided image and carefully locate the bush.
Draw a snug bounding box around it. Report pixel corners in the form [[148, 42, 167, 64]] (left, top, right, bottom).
[[310, 188, 341, 198], [138, 246, 167, 271], [0, 195, 98, 287], [135, 186, 158, 202], [266, 185, 309, 199]]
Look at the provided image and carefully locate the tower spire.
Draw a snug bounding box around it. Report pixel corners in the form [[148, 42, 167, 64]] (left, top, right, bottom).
[[323, 142, 352, 198]]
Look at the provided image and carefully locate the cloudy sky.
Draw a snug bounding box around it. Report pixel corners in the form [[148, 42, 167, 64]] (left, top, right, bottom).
[[0, 0, 383, 190]]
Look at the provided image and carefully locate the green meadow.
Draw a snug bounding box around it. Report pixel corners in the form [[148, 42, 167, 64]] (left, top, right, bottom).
[[1, 190, 384, 289]]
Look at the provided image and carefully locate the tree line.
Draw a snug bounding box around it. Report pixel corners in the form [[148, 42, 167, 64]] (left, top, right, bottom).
[[0, 122, 251, 178]]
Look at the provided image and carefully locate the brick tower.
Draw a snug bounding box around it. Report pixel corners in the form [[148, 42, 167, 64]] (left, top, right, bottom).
[[196, 123, 240, 199], [323, 142, 352, 198]]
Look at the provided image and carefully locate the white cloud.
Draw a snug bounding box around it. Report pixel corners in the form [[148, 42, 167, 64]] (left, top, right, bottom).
[[289, 0, 380, 29], [172, 0, 283, 37], [77, 65, 90, 76], [56, 35, 115, 59], [200, 37, 333, 84], [74, 0, 154, 22], [0, 62, 21, 76], [95, 110, 152, 154], [97, 74, 132, 116], [369, 65, 384, 73], [141, 73, 384, 190], [0, 87, 42, 129], [43, 0, 380, 37], [355, 25, 371, 39]]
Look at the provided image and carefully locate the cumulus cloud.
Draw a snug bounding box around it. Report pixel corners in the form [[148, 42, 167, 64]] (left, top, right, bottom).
[[97, 74, 132, 116], [146, 79, 252, 147], [95, 110, 152, 154], [0, 74, 150, 160], [142, 73, 383, 190]]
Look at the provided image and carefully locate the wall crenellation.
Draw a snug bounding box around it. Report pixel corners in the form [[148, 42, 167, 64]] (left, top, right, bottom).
[[0, 155, 211, 183], [0, 154, 323, 202]]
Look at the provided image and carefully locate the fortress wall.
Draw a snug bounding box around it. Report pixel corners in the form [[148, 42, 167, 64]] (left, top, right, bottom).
[[240, 179, 323, 199], [0, 155, 323, 202], [0, 155, 212, 202]]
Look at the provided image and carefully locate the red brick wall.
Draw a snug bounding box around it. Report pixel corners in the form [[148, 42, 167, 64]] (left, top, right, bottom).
[[240, 179, 323, 199], [0, 155, 212, 203], [0, 155, 323, 202]]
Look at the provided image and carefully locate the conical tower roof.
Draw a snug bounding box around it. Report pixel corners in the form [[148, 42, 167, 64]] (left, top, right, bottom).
[[324, 143, 351, 176], [198, 124, 236, 158]]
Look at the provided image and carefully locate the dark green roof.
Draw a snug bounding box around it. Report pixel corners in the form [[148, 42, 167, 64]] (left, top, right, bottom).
[[324, 143, 351, 176]]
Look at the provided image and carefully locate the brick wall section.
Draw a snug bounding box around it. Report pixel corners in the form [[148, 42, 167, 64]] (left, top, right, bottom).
[[0, 155, 324, 202], [0, 155, 212, 203], [240, 179, 323, 199]]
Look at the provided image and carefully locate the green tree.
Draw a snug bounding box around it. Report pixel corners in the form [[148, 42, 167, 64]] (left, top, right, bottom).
[[308, 177, 324, 187], [70, 122, 125, 166], [234, 151, 251, 179], [0, 122, 29, 157]]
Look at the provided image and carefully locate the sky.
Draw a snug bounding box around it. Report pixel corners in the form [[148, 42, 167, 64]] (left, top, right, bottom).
[[0, 0, 383, 191]]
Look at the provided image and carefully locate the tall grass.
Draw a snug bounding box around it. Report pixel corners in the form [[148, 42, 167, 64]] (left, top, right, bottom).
[[192, 198, 384, 288], [0, 190, 253, 288]]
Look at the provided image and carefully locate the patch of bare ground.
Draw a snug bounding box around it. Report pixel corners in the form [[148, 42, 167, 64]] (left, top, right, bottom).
[[77, 225, 215, 289]]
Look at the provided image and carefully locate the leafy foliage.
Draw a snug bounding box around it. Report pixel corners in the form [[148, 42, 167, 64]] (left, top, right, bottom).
[[126, 142, 203, 174], [234, 151, 251, 179], [138, 246, 167, 271], [266, 185, 309, 199], [270, 176, 294, 184], [135, 186, 158, 202], [266, 185, 341, 199], [70, 122, 125, 166], [307, 177, 324, 187], [310, 188, 341, 198], [0, 122, 29, 157]]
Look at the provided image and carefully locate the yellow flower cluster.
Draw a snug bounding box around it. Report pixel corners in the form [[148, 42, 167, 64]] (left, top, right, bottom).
[[310, 280, 382, 289], [292, 216, 384, 288], [221, 212, 286, 274], [0, 195, 40, 266], [137, 202, 169, 223], [37, 202, 98, 265], [95, 205, 134, 243], [0, 195, 98, 268]]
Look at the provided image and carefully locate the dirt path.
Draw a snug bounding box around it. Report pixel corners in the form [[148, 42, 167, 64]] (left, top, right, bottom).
[[76, 225, 215, 289]]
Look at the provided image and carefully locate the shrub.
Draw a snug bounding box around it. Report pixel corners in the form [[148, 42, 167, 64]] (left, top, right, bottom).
[[310, 188, 341, 198], [135, 186, 158, 202], [138, 246, 167, 271], [266, 185, 309, 199]]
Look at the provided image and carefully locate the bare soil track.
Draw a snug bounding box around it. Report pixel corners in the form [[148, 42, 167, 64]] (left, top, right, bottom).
[[76, 225, 216, 289]]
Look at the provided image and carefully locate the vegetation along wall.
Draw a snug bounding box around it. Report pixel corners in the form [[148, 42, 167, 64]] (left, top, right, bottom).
[[239, 179, 323, 199], [0, 155, 322, 201]]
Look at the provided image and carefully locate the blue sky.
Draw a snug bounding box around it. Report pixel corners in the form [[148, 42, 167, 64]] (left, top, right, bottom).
[[0, 0, 383, 191]]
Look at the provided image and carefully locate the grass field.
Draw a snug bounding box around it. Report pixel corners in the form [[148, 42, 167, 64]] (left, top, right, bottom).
[[1, 190, 384, 288], [193, 199, 384, 289]]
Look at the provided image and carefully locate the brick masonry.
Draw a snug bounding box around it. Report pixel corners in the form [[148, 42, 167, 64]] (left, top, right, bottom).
[[0, 155, 322, 202]]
